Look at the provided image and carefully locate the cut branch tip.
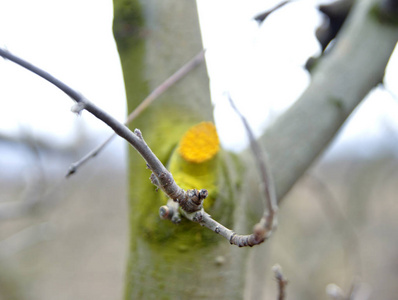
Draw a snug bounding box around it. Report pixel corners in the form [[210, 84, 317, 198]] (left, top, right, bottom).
[[66, 164, 77, 178], [159, 205, 170, 219]]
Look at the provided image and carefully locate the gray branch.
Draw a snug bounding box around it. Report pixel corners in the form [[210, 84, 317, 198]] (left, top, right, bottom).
[[260, 0, 398, 201], [0, 47, 186, 205], [1, 47, 266, 247]]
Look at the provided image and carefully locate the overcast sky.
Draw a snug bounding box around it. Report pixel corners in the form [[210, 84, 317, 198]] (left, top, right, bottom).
[[1, 0, 398, 166]]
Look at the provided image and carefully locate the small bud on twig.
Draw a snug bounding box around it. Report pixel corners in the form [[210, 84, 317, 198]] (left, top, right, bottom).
[[150, 173, 160, 188], [171, 214, 181, 224], [71, 102, 85, 115], [159, 205, 170, 219], [179, 189, 206, 213], [199, 189, 208, 200]]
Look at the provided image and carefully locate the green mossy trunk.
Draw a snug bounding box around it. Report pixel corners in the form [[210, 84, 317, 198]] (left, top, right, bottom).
[[112, 1, 252, 299]]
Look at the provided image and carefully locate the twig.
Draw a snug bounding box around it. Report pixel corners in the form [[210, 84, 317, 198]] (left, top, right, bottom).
[[67, 50, 205, 176], [0, 47, 181, 193], [0, 47, 275, 247], [158, 92, 280, 247], [66, 50, 205, 177], [272, 264, 288, 300], [254, 1, 294, 24], [66, 134, 114, 177], [228, 94, 278, 240]]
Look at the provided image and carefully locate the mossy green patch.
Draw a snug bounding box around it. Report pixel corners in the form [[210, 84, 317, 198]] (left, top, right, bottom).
[[328, 97, 344, 112], [126, 116, 223, 249], [113, 0, 145, 50], [168, 152, 219, 209]]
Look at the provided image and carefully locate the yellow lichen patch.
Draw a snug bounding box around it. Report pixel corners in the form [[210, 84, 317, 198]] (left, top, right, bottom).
[[178, 122, 220, 163]]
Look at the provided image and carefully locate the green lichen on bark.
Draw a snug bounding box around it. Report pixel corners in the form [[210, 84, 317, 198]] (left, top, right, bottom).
[[328, 97, 345, 113], [113, 0, 145, 50]]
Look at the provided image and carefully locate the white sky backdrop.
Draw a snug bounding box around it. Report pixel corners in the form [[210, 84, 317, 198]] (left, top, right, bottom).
[[0, 0, 398, 174]]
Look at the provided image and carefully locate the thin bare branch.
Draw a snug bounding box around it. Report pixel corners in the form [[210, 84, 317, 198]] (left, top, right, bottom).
[[227, 94, 278, 242], [0, 48, 178, 192], [66, 50, 205, 177], [272, 264, 288, 300], [184, 209, 269, 247], [0, 47, 276, 247], [66, 133, 115, 177], [125, 50, 205, 125], [254, 1, 294, 24], [152, 90, 280, 247]]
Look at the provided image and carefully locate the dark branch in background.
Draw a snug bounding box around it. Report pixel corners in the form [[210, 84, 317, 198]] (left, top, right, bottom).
[[261, 0, 398, 202], [306, 0, 353, 71], [254, 1, 292, 24], [0, 48, 275, 247], [66, 50, 205, 177], [272, 264, 288, 300], [317, 0, 354, 52]]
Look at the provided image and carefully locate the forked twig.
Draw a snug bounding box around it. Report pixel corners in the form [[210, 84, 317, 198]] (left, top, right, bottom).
[[0, 47, 275, 247], [66, 50, 205, 177]]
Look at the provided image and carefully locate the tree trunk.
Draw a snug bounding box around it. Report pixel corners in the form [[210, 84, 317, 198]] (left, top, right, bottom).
[[113, 0, 398, 299], [113, 0, 250, 299]]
